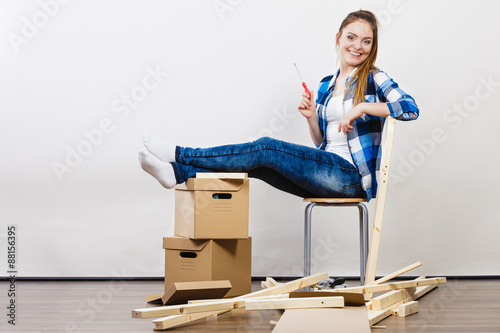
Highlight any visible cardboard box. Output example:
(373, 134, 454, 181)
(163, 237, 251, 297)
(174, 173, 249, 239)
(147, 280, 232, 305)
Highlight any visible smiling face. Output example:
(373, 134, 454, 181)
(336, 20, 374, 73)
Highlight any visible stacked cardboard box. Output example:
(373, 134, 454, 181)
(163, 173, 251, 297)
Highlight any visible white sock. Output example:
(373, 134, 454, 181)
(142, 130, 176, 162)
(138, 151, 177, 189)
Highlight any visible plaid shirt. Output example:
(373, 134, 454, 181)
(316, 68, 419, 201)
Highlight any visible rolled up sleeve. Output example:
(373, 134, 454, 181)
(374, 71, 419, 121)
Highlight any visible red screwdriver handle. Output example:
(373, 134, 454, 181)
(302, 82, 310, 96)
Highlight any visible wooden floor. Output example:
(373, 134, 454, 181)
(1, 278, 499, 332)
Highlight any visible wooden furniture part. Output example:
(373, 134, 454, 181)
(261, 277, 282, 289)
(272, 307, 371, 333)
(368, 275, 425, 311)
(371, 289, 408, 310)
(364, 117, 397, 285)
(132, 270, 444, 330)
(394, 301, 419, 317)
(319, 277, 446, 294)
(139, 296, 343, 321)
(303, 116, 397, 287)
(367, 274, 439, 326)
(143, 272, 328, 330)
(289, 291, 365, 306)
(188, 293, 289, 304)
(245, 296, 344, 311)
(368, 261, 423, 286)
(368, 285, 435, 326)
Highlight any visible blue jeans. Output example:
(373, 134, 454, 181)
(171, 137, 365, 198)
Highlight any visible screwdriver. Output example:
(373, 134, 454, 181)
(293, 63, 310, 96)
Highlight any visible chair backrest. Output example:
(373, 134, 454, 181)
(364, 116, 396, 285)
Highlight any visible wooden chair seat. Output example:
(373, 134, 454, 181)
(303, 198, 366, 204)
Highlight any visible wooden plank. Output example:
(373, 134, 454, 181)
(266, 277, 281, 287)
(289, 291, 365, 306)
(188, 294, 289, 304)
(143, 273, 328, 319)
(412, 284, 437, 300)
(366, 276, 426, 310)
(152, 310, 229, 331)
(273, 307, 370, 333)
(405, 284, 418, 297)
(368, 306, 398, 326)
(394, 301, 419, 317)
(322, 277, 446, 294)
(369, 261, 423, 285)
(368, 294, 415, 326)
(368, 284, 438, 326)
(233, 272, 329, 299)
(133, 299, 244, 319)
(371, 289, 408, 310)
(148, 273, 328, 329)
(245, 297, 344, 311)
(365, 117, 396, 287)
(261, 277, 281, 289)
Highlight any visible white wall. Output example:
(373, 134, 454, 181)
(1, 0, 499, 278)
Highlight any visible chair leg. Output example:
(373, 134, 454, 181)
(363, 205, 369, 283)
(357, 203, 369, 286)
(304, 203, 316, 277)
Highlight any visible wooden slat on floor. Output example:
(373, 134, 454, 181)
(0, 279, 499, 332)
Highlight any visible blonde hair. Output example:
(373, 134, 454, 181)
(337, 10, 379, 106)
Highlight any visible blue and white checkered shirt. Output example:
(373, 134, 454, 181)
(316, 68, 419, 201)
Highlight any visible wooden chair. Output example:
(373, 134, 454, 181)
(303, 117, 396, 286)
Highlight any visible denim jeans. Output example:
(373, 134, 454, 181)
(171, 137, 365, 198)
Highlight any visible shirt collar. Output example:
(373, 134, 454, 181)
(327, 66, 359, 91)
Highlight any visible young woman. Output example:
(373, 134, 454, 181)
(139, 10, 418, 201)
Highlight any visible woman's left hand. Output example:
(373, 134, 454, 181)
(338, 104, 364, 135)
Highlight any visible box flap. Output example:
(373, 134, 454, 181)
(175, 177, 248, 192)
(161, 280, 232, 305)
(146, 294, 164, 304)
(162, 237, 210, 251)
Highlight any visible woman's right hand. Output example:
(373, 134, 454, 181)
(298, 90, 322, 146)
(298, 91, 316, 119)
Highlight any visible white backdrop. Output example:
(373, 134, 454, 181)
(1, 0, 499, 279)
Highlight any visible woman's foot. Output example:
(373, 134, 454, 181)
(138, 151, 177, 189)
(142, 130, 176, 162)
